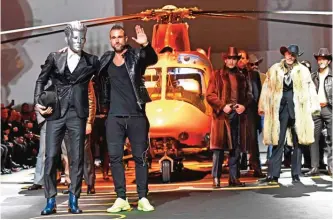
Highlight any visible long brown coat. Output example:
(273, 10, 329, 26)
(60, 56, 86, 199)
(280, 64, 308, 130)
(207, 68, 252, 152)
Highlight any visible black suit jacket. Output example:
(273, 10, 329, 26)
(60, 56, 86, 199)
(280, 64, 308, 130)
(34, 51, 99, 121)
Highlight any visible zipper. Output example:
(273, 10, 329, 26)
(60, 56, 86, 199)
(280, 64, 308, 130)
(98, 53, 112, 76)
(323, 75, 331, 102)
(124, 56, 142, 110)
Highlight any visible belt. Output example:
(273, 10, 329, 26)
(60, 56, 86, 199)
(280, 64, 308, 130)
(115, 115, 131, 118)
(320, 103, 328, 108)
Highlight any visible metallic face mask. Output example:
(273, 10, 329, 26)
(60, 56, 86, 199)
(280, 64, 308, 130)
(66, 30, 86, 53)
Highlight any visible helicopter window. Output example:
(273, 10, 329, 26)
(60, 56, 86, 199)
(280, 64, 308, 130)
(166, 68, 206, 113)
(144, 68, 162, 101)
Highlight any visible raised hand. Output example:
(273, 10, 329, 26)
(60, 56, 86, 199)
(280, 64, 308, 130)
(132, 25, 148, 46)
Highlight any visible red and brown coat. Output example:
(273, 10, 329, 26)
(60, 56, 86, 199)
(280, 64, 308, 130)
(207, 68, 253, 152)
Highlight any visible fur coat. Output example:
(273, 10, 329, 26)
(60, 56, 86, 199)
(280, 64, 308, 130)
(258, 59, 321, 146)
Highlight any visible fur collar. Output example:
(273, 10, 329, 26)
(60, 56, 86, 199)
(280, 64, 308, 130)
(278, 59, 300, 72)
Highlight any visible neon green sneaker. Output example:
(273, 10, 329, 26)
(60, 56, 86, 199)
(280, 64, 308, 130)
(106, 198, 131, 213)
(137, 197, 155, 212)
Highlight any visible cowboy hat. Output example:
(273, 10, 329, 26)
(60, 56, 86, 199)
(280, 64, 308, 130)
(280, 44, 304, 57)
(313, 48, 332, 60)
(222, 47, 242, 60)
(248, 54, 263, 65)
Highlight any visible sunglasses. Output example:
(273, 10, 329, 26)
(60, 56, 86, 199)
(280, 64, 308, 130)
(250, 62, 259, 66)
(227, 56, 239, 60)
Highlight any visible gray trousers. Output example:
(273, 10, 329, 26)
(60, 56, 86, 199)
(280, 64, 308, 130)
(33, 122, 46, 185)
(33, 122, 67, 185)
(44, 108, 86, 198)
(311, 106, 332, 169)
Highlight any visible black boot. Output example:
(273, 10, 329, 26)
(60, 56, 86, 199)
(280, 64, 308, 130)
(253, 171, 266, 178)
(28, 184, 42, 190)
(62, 185, 70, 194)
(228, 176, 245, 187)
(87, 185, 96, 194)
(292, 175, 301, 183)
(212, 177, 220, 188)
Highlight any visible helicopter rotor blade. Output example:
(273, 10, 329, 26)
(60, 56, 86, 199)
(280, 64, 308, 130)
(1, 14, 145, 44)
(192, 10, 333, 16)
(1, 14, 144, 35)
(195, 12, 332, 28)
(1, 16, 143, 44)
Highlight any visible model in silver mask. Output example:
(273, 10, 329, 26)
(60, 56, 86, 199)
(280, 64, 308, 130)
(34, 21, 99, 216)
(64, 22, 87, 53)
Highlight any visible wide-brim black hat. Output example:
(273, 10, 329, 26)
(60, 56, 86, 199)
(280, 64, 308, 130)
(280, 44, 304, 57)
(37, 85, 57, 117)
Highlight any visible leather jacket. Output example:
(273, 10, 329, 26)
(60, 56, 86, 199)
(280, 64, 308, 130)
(311, 67, 332, 107)
(98, 43, 158, 112)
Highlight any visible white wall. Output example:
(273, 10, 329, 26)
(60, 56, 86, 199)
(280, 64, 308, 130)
(1, 0, 122, 106)
(261, 0, 332, 70)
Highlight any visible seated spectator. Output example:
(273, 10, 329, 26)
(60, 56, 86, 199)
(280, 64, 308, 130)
(21, 103, 31, 121)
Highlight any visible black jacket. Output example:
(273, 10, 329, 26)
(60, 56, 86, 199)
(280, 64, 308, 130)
(98, 43, 158, 112)
(34, 51, 99, 120)
(247, 69, 262, 131)
(311, 67, 332, 107)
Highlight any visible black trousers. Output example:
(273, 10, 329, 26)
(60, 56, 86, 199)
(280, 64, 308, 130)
(311, 106, 332, 169)
(106, 115, 150, 198)
(212, 111, 241, 179)
(302, 145, 311, 166)
(1, 145, 8, 169)
(268, 105, 302, 178)
(247, 116, 262, 173)
(93, 118, 109, 174)
(44, 108, 86, 198)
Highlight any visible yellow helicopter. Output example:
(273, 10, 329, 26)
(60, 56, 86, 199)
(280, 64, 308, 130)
(2, 5, 331, 182)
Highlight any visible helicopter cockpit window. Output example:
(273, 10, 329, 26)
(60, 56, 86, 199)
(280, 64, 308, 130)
(166, 67, 206, 113)
(144, 68, 162, 101)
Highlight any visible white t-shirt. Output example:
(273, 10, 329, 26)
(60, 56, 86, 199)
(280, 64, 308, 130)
(318, 68, 329, 103)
